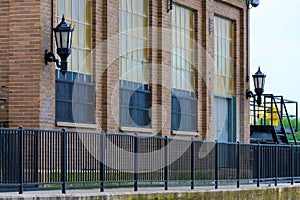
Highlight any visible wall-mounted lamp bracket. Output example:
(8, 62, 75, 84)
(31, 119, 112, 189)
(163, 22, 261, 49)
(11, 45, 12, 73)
(45, 49, 66, 75)
(246, 89, 254, 99)
(247, 0, 259, 8)
(167, 0, 173, 13)
(45, 49, 58, 65)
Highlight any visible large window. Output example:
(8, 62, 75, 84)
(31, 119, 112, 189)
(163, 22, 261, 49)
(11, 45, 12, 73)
(214, 16, 233, 96)
(57, 0, 92, 75)
(55, 0, 94, 124)
(119, 0, 151, 128)
(214, 16, 236, 142)
(171, 4, 197, 132)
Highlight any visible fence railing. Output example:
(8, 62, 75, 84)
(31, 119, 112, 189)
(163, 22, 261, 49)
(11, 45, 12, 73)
(1, 127, 300, 194)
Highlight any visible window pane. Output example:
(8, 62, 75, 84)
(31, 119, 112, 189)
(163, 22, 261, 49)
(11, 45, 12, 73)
(79, 24, 85, 48)
(86, 25, 91, 49)
(72, 0, 79, 21)
(65, 0, 72, 19)
(86, 51, 91, 74)
(79, 0, 85, 22)
(143, 0, 148, 15)
(120, 0, 149, 83)
(57, 0, 65, 17)
(79, 50, 85, 73)
(72, 49, 78, 72)
(86, 0, 91, 23)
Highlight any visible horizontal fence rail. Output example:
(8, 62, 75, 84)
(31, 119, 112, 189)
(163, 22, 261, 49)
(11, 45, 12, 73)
(0, 127, 300, 194)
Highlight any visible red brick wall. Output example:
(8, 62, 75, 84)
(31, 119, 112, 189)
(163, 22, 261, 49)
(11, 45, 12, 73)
(0, 0, 250, 142)
(1, 1, 42, 128)
(0, 1, 9, 124)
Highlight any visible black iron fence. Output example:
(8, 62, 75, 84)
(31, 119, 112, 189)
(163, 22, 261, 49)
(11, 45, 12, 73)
(1, 127, 300, 194)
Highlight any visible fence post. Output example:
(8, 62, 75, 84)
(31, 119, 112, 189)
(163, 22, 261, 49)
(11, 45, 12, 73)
(18, 126, 24, 194)
(100, 133, 105, 192)
(257, 144, 260, 187)
(291, 144, 294, 185)
(134, 134, 138, 191)
(237, 141, 240, 188)
(215, 140, 218, 189)
(275, 144, 278, 186)
(191, 139, 195, 190)
(61, 129, 67, 194)
(164, 136, 168, 190)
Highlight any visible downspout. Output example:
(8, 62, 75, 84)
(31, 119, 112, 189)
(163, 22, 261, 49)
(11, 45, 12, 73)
(246, 0, 250, 82)
(51, 0, 54, 52)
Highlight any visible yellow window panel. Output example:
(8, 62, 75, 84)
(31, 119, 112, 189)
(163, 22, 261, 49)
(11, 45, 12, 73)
(85, 26, 91, 49)
(85, 51, 91, 74)
(143, 0, 148, 16)
(86, 0, 91, 24)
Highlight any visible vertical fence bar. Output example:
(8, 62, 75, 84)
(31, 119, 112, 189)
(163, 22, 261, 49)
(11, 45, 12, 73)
(100, 133, 105, 192)
(291, 144, 294, 185)
(215, 140, 218, 189)
(61, 129, 67, 194)
(264, 96, 266, 125)
(271, 96, 273, 126)
(134, 134, 138, 191)
(296, 102, 298, 132)
(164, 136, 168, 190)
(280, 97, 283, 124)
(191, 139, 195, 189)
(257, 144, 260, 187)
(237, 141, 240, 188)
(19, 127, 24, 194)
(275, 145, 278, 186)
(34, 131, 39, 184)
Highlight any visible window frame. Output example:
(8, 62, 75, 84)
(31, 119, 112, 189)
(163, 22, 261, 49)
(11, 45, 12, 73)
(213, 15, 234, 97)
(119, 0, 151, 129)
(171, 3, 197, 132)
(55, 0, 95, 125)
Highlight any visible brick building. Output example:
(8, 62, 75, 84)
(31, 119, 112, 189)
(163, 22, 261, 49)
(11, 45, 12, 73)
(0, 0, 251, 142)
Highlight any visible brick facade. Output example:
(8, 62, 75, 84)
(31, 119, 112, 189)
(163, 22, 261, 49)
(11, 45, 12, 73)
(0, 0, 250, 143)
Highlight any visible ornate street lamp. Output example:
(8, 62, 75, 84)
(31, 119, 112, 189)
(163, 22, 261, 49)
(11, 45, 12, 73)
(45, 15, 74, 75)
(252, 67, 266, 105)
(246, 67, 266, 106)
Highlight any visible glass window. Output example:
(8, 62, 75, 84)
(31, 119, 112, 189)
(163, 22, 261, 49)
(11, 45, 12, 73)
(119, 0, 149, 84)
(55, 0, 94, 124)
(214, 16, 233, 96)
(171, 4, 197, 132)
(56, 0, 92, 75)
(171, 4, 195, 91)
(119, 0, 151, 128)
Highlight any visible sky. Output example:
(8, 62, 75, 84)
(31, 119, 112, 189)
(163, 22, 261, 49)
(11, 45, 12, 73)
(250, 0, 300, 106)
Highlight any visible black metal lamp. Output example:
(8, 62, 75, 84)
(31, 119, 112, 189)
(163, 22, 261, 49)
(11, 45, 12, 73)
(246, 67, 266, 106)
(45, 15, 74, 75)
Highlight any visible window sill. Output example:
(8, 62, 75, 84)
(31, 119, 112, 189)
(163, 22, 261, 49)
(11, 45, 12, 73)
(56, 121, 98, 129)
(120, 126, 154, 134)
(171, 130, 199, 136)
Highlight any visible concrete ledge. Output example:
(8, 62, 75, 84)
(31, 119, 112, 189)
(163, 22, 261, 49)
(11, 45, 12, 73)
(120, 126, 154, 134)
(56, 121, 98, 129)
(172, 130, 199, 136)
(1, 184, 300, 200)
